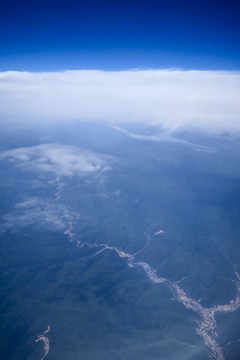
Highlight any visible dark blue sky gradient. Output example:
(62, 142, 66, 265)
(0, 0, 240, 70)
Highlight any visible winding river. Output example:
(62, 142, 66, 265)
(35, 325, 50, 360)
(67, 228, 240, 360)
(54, 179, 240, 360)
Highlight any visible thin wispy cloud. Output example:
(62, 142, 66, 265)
(1, 197, 72, 232)
(0, 143, 112, 177)
(0, 70, 240, 134)
(110, 125, 213, 152)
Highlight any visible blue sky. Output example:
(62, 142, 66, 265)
(1, 0, 240, 71)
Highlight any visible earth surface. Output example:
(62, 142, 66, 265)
(1, 121, 240, 360)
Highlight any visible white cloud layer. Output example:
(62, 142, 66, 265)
(0, 143, 111, 176)
(0, 69, 240, 134)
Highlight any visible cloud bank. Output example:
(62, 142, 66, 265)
(0, 69, 240, 134)
(0, 143, 111, 176)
